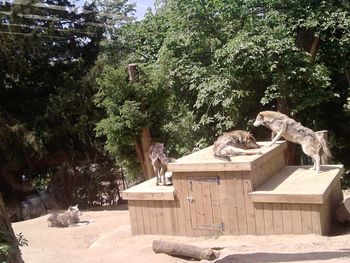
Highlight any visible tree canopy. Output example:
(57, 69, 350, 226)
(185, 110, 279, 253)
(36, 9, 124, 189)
(95, 0, 350, 178)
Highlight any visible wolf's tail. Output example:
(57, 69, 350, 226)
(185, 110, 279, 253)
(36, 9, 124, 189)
(315, 131, 332, 164)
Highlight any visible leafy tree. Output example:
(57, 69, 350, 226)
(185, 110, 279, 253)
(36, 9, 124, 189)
(0, 0, 133, 209)
(95, 0, 350, 180)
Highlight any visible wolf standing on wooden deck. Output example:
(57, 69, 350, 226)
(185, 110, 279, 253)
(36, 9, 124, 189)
(253, 111, 332, 172)
(213, 130, 262, 161)
(149, 142, 175, 186)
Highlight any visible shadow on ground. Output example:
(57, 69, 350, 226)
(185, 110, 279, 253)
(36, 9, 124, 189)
(330, 221, 350, 236)
(215, 250, 350, 263)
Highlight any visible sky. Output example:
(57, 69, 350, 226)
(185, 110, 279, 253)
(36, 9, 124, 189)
(133, 0, 155, 19)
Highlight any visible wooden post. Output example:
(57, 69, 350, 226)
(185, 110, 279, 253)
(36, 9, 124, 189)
(128, 64, 155, 180)
(152, 240, 219, 260)
(0, 193, 24, 263)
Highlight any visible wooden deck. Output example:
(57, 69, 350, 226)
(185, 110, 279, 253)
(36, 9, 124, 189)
(167, 141, 287, 172)
(250, 165, 344, 204)
(123, 141, 343, 236)
(122, 177, 175, 201)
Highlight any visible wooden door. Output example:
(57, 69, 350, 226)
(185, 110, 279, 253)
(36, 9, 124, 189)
(187, 175, 223, 231)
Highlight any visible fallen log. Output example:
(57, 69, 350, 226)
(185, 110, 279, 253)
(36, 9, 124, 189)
(152, 239, 219, 260)
(336, 196, 350, 223)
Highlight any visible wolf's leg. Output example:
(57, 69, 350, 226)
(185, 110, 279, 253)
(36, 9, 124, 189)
(225, 146, 262, 156)
(268, 121, 287, 146)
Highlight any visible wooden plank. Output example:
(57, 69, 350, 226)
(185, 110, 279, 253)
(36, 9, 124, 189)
(148, 201, 158, 234)
(291, 204, 302, 234)
(191, 178, 207, 236)
(218, 173, 230, 234)
(209, 173, 222, 234)
(141, 201, 152, 234)
(172, 173, 187, 236)
(122, 192, 175, 201)
(254, 203, 265, 235)
(320, 196, 332, 235)
(169, 201, 179, 235)
(134, 200, 145, 235)
(281, 203, 293, 234)
(155, 201, 165, 235)
(226, 172, 239, 235)
(162, 201, 173, 235)
(181, 174, 194, 236)
(250, 165, 343, 204)
(272, 203, 284, 234)
(311, 204, 321, 235)
(122, 177, 175, 201)
(301, 204, 313, 234)
(202, 180, 214, 228)
(128, 201, 139, 235)
(243, 172, 256, 234)
(235, 173, 248, 235)
(263, 203, 274, 234)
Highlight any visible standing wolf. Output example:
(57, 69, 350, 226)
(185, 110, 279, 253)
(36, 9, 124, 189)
(47, 205, 82, 227)
(149, 142, 175, 186)
(213, 130, 262, 161)
(253, 111, 332, 172)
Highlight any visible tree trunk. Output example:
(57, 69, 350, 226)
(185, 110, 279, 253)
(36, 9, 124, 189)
(0, 193, 24, 263)
(140, 128, 154, 180)
(128, 63, 155, 180)
(152, 240, 219, 261)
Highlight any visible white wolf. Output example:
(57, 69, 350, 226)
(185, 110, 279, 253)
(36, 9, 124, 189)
(253, 111, 332, 172)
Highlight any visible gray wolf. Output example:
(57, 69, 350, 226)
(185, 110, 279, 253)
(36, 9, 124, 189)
(48, 205, 82, 227)
(213, 130, 261, 161)
(149, 142, 175, 185)
(253, 111, 332, 171)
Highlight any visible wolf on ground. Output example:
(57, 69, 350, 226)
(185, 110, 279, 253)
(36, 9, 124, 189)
(47, 205, 82, 227)
(253, 110, 332, 172)
(213, 130, 262, 161)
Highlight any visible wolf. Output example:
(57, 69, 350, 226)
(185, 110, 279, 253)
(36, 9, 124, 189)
(253, 111, 332, 172)
(47, 205, 82, 227)
(213, 130, 262, 161)
(149, 142, 175, 186)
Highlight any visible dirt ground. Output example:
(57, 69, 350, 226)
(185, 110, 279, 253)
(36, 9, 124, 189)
(12, 204, 350, 263)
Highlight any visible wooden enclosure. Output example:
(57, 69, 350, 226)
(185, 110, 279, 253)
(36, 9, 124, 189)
(122, 141, 343, 236)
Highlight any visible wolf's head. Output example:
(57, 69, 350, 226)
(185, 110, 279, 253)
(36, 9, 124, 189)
(68, 205, 82, 216)
(253, 112, 264, 127)
(243, 133, 260, 149)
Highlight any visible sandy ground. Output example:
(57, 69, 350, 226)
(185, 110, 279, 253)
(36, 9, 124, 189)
(12, 204, 350, 263)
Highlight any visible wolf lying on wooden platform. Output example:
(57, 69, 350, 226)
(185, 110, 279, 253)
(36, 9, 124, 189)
(213, 130, 262, 161)
(253, 111, 332, 172)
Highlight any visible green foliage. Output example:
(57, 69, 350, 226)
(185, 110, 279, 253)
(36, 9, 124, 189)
(94, 0, 350, 179)
(0, 231, 27, 262)
(0, 0, 133, 207)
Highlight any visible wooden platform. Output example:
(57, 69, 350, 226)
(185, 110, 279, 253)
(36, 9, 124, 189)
(122, 177, 175, 201)
(123, 141, 343, 236)
(167, 141, 287, 172)
(251, 165, 344, 204)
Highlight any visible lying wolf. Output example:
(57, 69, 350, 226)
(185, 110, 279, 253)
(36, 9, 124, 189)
(213, 130, 262, 161)
(48, 205, 82, 227)
(253, 111, 332, 172)
(149, 142, 175, 186)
